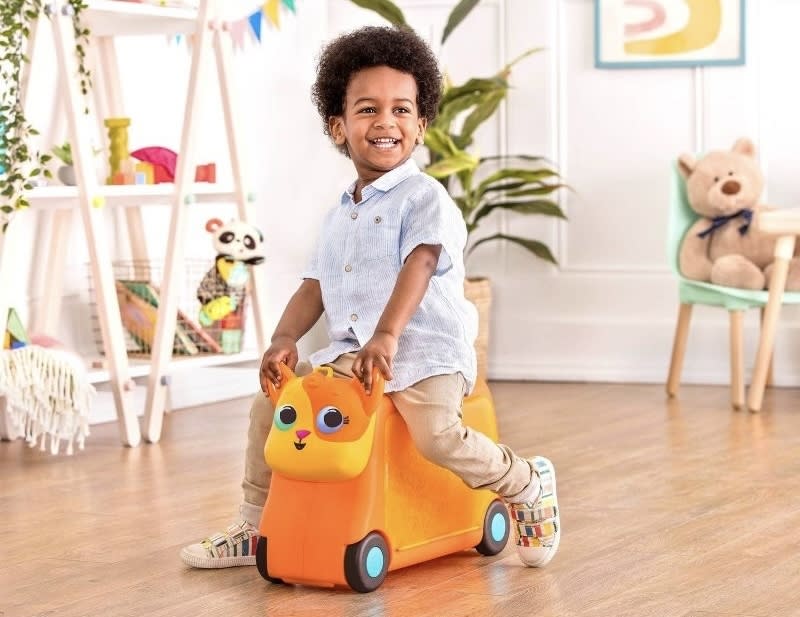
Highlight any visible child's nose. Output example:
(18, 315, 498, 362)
(374, 113, 396, 128)
(296, 429, 311, 440)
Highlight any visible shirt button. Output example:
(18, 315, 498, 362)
(344, 264, 352, 272)
(350, 313, 358, 322)
(351, 212, 358, 220)
(374, 216, 382, 224)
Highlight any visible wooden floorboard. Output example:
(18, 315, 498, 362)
(2, 381, 800, 617)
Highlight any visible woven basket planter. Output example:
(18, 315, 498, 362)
(464, 277, 491, 381)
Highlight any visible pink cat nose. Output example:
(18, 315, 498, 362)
(296, 429, 311, 440)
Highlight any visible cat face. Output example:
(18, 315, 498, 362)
(264, 365, 384, 481)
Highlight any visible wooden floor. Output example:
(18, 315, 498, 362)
(3, 381, 800, 617)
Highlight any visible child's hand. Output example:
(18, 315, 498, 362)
(352, 331, 397, 394)
(260, 336, 298, 392)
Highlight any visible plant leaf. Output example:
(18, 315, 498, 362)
(423, 127, 459, 158)
(506, 183, 570, 198)
(441, 0, 480, 44)
(479, 153, 551, 166)
(459, 89, 505, 144)
(467, 233, 558, 264)
(474, 168, 558, 202)
(470, 198, 565, 228)
(425, 151, 479, 178)
(347, 0, 407, 26)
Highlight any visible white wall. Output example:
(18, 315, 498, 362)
(10, 0, 800, 398)
(325, 0, 800, 386)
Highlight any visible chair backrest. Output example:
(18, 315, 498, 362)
(667, 160, 699, 278)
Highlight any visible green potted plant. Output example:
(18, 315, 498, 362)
(0, 0, 91, 231)
(345, 0, 567, 379)
(51, 141, 76, 186)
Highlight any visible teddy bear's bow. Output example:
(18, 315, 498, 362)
(697, 208, 753, 239)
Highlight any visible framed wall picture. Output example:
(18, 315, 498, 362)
(595, 0, 746, 69)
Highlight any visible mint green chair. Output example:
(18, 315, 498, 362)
(666, 162, 800, 408)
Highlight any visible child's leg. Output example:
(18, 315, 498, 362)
(390, 375, 560, 567)
(180, 362, 313, 569)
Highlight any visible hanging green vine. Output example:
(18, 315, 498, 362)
(0, 0, 91, 232)
(68, 0, 92, 99)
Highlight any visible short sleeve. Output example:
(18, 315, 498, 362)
(301, 206, 337, 281)
(301, 240, 320, 281)
(399, 183, 464, 276)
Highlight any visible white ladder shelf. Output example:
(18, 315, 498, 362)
(1, 0, 269, 446)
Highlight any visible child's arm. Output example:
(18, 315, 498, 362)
(352, 243, 441, 393)
(260, 278, 324, 391)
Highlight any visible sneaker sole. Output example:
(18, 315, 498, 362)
(180, 547, 256, 569)
(536, 456, 561, 568)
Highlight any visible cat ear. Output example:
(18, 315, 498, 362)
(265, 363, 297, 406)
(352, 368, 384, 415)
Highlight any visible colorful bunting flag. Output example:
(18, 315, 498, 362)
(248, 10, 262, 42)
(229, 18, 248, 51)
(263, 0, 280, 28)
(165, 2, 299, 52)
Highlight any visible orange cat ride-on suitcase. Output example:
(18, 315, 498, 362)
(257, 363, 510, 592)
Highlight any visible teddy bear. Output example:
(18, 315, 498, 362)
(678, 137, 800, 291)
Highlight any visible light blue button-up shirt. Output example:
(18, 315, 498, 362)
(303, 158, 478, 393)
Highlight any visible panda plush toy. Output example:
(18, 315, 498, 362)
(197, 218, 264, 327)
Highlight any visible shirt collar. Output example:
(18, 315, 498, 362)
(340, 158, 420, 206)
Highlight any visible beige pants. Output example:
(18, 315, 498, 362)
(240, 353, 533, 526)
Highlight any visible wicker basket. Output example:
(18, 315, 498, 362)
(464, 277, 491, 382)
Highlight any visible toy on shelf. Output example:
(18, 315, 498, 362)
(130, 145, 216, 184)
(196, 217, 264, 352)
(104, 117, 131, 184)
(3, 308, 29, 350)
(131, 146, 176, 183)
(257, 365, 510, 593)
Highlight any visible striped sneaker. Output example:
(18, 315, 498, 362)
(507, 456, 560, 567)
(180, 520, 259, 568)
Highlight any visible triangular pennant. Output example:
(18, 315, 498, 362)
(263, 0, 280, 28)
(281, 0, 296, 13)
(248, 9, 262, 42)
(230, 18, 248, 51)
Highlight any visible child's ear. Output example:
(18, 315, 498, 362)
(416, 117, 428, 144)
(329, 116, 346, 145)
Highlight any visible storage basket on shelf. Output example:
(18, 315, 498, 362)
(88, 260, 250, 358)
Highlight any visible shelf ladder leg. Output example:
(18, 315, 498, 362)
(212, 27, 270, 353)
(51, 4, 141, 446)
(142, 0, 215, 443)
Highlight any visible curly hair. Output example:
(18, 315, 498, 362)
(311, 26, 442, 156)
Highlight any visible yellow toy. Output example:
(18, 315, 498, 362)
(104, 117, 130, 184)
(258, 364, 509, 593)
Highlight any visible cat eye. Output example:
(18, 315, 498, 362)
(316, 406, 345, 434)
(274, 405, 297, 431)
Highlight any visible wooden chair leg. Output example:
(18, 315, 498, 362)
(759, 307, 775, 387)
(729, 310, 744, 410)
(749, 235, 794, 412)
(667, 303, 692, 398)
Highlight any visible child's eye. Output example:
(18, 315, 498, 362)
(394, 107, 410, 114)
(358, 107, 376, 114)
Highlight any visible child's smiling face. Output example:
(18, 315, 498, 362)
(330, 65, 427, 188)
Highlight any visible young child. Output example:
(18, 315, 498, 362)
(181, 25, 559, 570)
